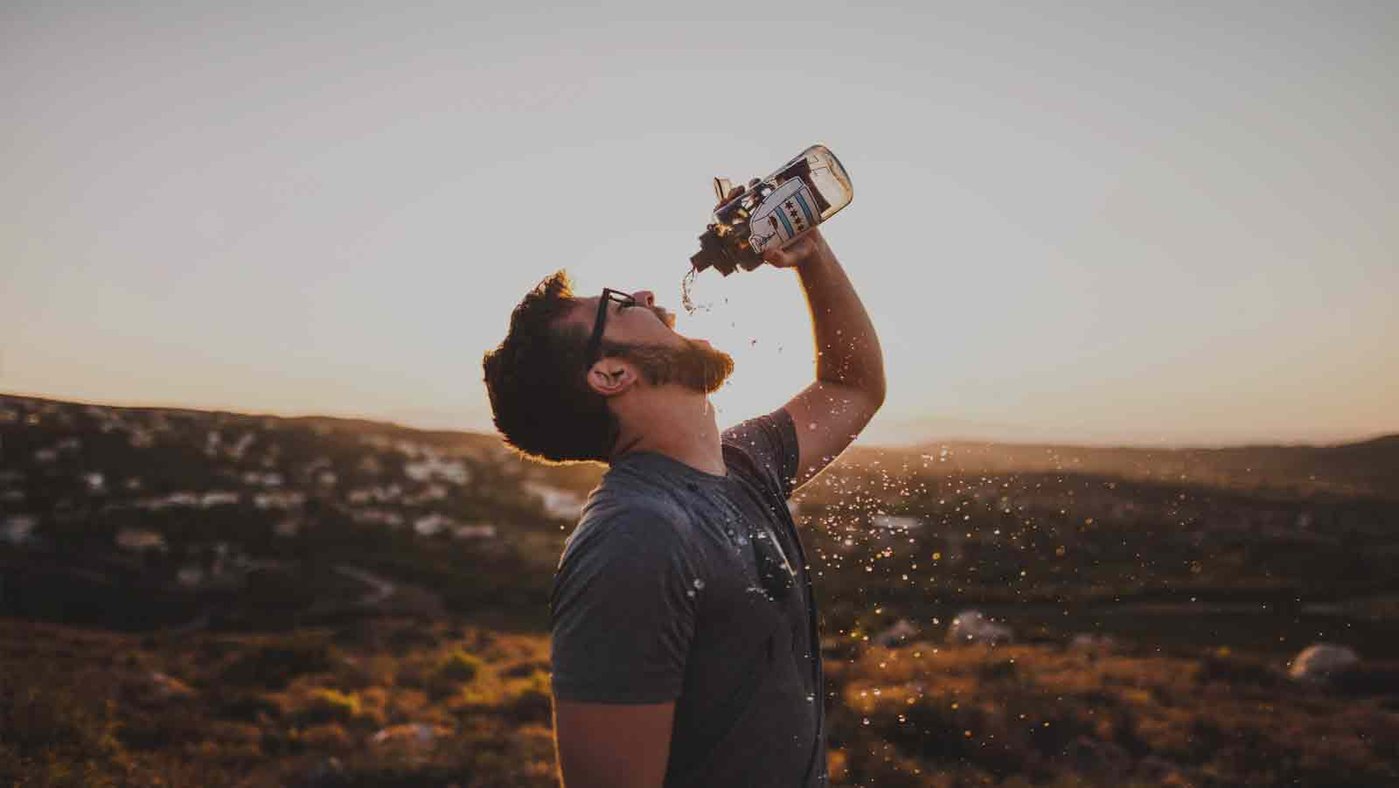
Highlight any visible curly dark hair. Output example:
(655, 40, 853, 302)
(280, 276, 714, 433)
(481, 271, 617, 464)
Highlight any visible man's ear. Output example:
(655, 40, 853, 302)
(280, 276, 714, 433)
(586, 359, 639, 398)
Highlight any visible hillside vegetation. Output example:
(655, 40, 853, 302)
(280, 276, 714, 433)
(2, 393, 1396, 785)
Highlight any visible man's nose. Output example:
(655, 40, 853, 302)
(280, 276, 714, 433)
(632, 290, 655, 307)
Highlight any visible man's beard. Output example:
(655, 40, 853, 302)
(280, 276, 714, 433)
(611, 338, 734, 394)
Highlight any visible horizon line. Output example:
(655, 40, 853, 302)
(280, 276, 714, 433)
(2, 388, 1393, 453)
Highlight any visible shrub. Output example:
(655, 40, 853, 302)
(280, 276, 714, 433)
(0, 679, 127, 787)
(301, 689, 360, 725)
(438, 649, 485, 683)
(220, 634, 337, 689)
(299, 723, 354, 752)
(504, 670, 553, 724)
(212, 689, 282, 723)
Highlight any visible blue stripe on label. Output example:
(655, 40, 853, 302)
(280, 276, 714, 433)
(793, 190, 818, 225)
(775, 208, 796, 237)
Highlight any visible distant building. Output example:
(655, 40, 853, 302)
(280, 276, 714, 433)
(413, 513, 457, 537)
(871, 514, 922, 531)
(351, 509, 405, 528)
(347, 485, 402, 505)
(200, 491, 239, 507)
(405, 456, 470, 484)
(228, 432, 256, 459)
(406, 484, 449, 504)
(453, 523, 498, 540)
(253, 491, 306, 510)
(1, 515, 37, 545)
(273, 518, 302, 538)
(524, 482, 584, 520)
(176, 565, 205, 588)
(241, 471, 283, 487)
(115, 528, 167, 553)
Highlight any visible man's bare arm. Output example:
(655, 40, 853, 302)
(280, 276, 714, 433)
(764, 228, 886, 489)
(553, 699, 675, 787)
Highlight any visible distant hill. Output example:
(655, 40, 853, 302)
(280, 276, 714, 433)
(0, 392, 600, 631)
(2, 392, 1396, 658)
(4, 392, 1392, 501)
(841, 433, 1399, 501)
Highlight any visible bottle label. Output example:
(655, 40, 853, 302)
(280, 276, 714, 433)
(747, 178, 822, 253)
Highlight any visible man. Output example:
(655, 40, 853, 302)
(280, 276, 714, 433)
(481, 226, 884, 787)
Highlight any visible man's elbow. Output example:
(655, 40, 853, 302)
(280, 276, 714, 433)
(871, 376, 887, 410)
(863, 373, 887, 413)
(847, 380, 885, 421)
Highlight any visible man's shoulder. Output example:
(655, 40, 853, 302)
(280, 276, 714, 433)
(721, 408, 800, 499)
(584, 467, 690, 521)
(563, 475, 693, 564)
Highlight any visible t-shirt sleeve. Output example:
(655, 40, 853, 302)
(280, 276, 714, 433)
(721, 407, 801, 499)
(549, 504, 701, 703)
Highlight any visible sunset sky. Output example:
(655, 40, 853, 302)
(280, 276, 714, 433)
(3, 2, 1395, 447)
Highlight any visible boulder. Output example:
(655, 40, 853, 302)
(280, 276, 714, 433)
(1288, 643, 1359, 682)
(371, 722, 446, 751)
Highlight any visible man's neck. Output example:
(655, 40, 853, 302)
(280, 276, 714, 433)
(611, 390, 725, 476)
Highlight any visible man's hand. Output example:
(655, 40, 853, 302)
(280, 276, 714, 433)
(714, 182, 834, 271)
(762, 228, 835, 270)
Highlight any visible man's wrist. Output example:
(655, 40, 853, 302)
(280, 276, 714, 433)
(795, 245, 838, 274)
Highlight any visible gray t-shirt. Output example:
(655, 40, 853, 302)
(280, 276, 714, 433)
(550, 409, 826, 787)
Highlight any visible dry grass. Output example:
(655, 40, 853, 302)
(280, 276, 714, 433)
(3, 618, 1396, 786)
(831, 641, 1399, 786)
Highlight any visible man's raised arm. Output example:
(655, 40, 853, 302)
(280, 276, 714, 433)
(764, 228, 886, 489)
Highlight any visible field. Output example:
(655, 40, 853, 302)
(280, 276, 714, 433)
(2, 394, 1396, 785)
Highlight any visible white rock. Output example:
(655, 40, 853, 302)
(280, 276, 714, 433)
(371, 723, 441, 749)
(872, 618, 920, 648)
(1289, 643, 1359, 681)
(946, 610, 1013, 646)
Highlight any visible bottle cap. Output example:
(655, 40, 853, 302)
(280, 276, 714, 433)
(691, 228, 739, 276)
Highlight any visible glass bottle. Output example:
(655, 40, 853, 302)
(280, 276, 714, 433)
(690, 144, 854, 276)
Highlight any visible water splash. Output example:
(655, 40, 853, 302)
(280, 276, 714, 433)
(681, 265, 723, 315)
(680, 266, 704, 314)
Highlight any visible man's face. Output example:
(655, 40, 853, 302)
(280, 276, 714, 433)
(568, 289, 734, 393)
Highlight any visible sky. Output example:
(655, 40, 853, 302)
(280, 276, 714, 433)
(2, 2, 1395, 447)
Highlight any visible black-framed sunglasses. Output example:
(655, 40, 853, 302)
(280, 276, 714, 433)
(586, 288, 638, 365)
